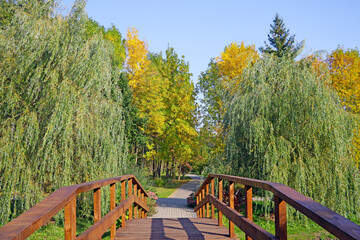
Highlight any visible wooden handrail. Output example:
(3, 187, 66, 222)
(194, 174, 360, 240)
(194, 194, 277, 240)
(0, 175, 149, 240)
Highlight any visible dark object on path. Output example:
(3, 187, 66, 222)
(187, 193, 197, 207)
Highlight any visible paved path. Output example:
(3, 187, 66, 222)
(150, 174, 203, 218)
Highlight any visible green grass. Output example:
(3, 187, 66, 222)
(28, 217, 113, 240)
(151, 175, 191, 198)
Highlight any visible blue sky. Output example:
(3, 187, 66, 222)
(61, 0, 360, 84)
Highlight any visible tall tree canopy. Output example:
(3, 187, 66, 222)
(0, 0, 130, 224)
(259, 13, 304, 58)
(196, 42, 259, 168)
(223, 55, 360, 219)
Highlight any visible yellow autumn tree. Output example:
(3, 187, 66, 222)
(328, 48, 360, 113)
(328, 48, 360, 167)
(125, 27, 166, 136)
(215, 42, 259, 95)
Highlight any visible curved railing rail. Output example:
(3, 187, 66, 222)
(194, 174, 360, 240)
(0, 175, 149, 240)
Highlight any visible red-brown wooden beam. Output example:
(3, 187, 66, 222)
(218, 178, 223, 226)
(229, 181, 234, 238)
(211, 178, 215, 219)
(245, 185, 253, 240)
(110, 183, 116, 239)
(206, 183, 210, 218)
(64, 197, 76, 240)
(93, 188, 101, 223)
(134, 184, 138, 218)
(128, 178, 133, 220)
(275, 195, 287, 240)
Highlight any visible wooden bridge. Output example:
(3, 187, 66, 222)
(0, 174, 359, 240)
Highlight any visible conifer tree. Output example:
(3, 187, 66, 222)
(260, 13, 304, 58)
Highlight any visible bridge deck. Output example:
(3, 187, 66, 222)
(115, 218, 237, 240)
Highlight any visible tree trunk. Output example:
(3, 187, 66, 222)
(178, 163, 181, 181)
(166, 161, 169, 180)
(134, 146, 138, 165)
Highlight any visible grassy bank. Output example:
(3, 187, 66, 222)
(151, 175, 192, 198)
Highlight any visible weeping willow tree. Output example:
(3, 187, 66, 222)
(223, 55, 360, 220)
(0, 0, 129, 224)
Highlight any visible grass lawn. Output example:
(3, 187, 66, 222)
(151, 175, 192, 198)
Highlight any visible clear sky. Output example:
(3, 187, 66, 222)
(61, 0, 360, 84)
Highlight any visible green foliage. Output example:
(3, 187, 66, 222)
(259, 13, 304, 58)
(223, 55, 360, 220)
(0, 0, 129, 225)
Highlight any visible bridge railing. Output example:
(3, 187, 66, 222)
(194, 174, 360, 240)
(0, 175, 149, 240)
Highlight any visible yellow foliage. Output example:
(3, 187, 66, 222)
(125, 27, 151, 93)
(215, 42, 259, 95)
(125, 28, 167, 136)
(328, 48, 360, 167)
(328, 48, 360, 113)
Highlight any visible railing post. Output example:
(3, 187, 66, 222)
(218, 178, 223, 226)
(138, 188, 141, 218)
(229, 181, 234, 238)
(199, 191, 203, 217)
(275, 195, 287, 240)
(245, 185, 253, 240)
(202, 188, 206, 218)
(94, 188, 101, 223)
(206, 183, 209, 218)
(121, 180, 126, 227)
(142, 192, 145, 218)
(196, 194, 200, 217)
(128, 178, 133, 220)
(110, 183, 116, 239)
(64, 197, 76, 240)
(145, 196, 147, 218)
(211, 178, 215, 219)
(134, 184, 138, 218)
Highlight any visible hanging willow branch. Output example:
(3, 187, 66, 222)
(0, 0, 128, 224)
(223, 56, 360, 220)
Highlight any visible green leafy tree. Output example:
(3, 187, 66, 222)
(0, 0, 129, 224)
(259, 13, 304, 58)
(150, 47, 197, 179)
(223, 55, 360, 220)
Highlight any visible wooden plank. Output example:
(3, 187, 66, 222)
(141, 193, 145, 218)
(274, 195, 287, 240)
(64, 197, 76, 240)
(245, 185, 253, 240)
(128, 178, 133, 220)
(195, 194, 277, 240)
(138, 189, 141, 218)
(134, 184, 138, 219)
(94, 188, 101, 224)
(120, 181, 126, 228)
(202, 188, 206, 218)
(206, 183, 210, 218)
(218, 178, 223, 226)
(211, 178, 215, 219)
(144, 197, 147, 218)
(229, 181, 234, 238)
(196, 195, 200, 218)
(199, 192, 203, 218)
(115, 218, 237, 240)
(110, 183, 116, 239)
(76, 196, 134, 240)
